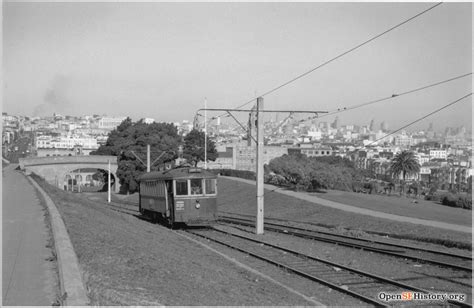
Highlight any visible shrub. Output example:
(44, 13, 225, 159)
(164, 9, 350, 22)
(424, 194, 439, 202)
(267, 154, 363, 192)
(435, 192, 472, 210)
(212, 169, 256, 181)
(441, 193, 458, 207)
(457, 195, 472, 210)
(428, 184, 438, 195)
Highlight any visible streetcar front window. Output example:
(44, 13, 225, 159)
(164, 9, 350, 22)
(205, 179, 216, 195)
(175, 180, 188, 196)
(190, 179, 203, 195)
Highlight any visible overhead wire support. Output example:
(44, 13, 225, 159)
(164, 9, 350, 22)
(226, 111, 256, 143)
(195, 108, 327, 142)
(193, 105, 329, 235)
(198, 108, 328, 114)
(367, 92, 472, 146)
(130, 150, 146, 166)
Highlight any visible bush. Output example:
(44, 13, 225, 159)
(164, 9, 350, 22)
(456, 195, 472, 210)
(265, 174, 289, 187)
(424, 194, 439, 202)
(441, 193, 458, 207)
(212, 169, 256, 181)
(433, 192, 472, 210)
(266, 154, 363, 192)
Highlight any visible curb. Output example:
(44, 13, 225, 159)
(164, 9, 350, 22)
(28, 176, 90, 306)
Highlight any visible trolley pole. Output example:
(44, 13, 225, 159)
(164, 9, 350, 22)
(147, 144, 151, 172)
(108, 159, 111, 203)
(256, 97, 264, 235)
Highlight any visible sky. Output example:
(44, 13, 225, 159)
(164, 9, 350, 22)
(3, 2, 472, 132)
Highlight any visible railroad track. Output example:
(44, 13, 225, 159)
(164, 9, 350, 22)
(82, 195, 141, 216)
(219, 214, 472, 272)
(105, 201, 141, 216)
(99, 201, 472, 272)
(186, 227, 471, 307)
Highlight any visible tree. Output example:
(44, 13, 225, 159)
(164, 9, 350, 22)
(389, 150, 420, 182)
(91, 118, 181, 193)
(183, 129, 217, 167)
(267, 154, 358, 192)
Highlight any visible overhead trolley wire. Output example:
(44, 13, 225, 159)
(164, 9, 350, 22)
(213, 1, 443, 119)
(366, 92, 472, 146)
(259, 3, 443, 99)
(298, 72, 472, 123)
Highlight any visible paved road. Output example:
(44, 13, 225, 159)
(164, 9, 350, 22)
(226, 177, 472, 234)
(2, 164, 58, 305)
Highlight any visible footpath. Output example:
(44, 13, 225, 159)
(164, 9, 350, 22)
(2, 164, 57, 305)
(225, 177, 472, 234)
(2, 164, 89, 306)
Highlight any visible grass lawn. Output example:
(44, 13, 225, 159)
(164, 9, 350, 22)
(90, 176, 471, 249)
(33, 176, 313, 306)
(312, 189, 471, 226)
(216, 177, 472, 249)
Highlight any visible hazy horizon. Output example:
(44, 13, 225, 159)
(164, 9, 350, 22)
(3, 2, 472, 132)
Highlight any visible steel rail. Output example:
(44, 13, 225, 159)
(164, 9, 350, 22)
(219, 212, 472, 260)
(187, 227, 471, 308)
(186, 228, 387, 307)
(105, 201, 140, 216)
(219, 215, 472, 271)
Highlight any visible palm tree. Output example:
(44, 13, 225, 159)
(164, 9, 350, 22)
(389, 150, 421, 182)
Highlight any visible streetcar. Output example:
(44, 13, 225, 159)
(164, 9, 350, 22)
(138, 165, 218, 226)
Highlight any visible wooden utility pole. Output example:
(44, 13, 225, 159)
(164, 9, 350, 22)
(256, 97, 264, 234)
(204, 98, 207, 169)
(194, 105, 327, 236)
(147, 144, 151, 172)
(108, 159, 111, 203)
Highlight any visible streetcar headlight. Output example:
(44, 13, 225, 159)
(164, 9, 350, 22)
(195, 201, 201, 209)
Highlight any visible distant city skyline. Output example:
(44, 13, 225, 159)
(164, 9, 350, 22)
(3, 2, 472, 131)
(4, 111, 470, 136)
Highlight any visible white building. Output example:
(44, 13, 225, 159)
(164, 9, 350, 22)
(394, 132, 415, 147)
(143, 118, 155, 124)
(308, 129, 322, 140)
(416, 153, 431, 165)
(429, 149, 447, 160)
(36, 135, 99, 150)
(98, 117, 126, 130)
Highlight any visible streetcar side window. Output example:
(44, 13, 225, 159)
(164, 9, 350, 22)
(175, 180, 188, 196)
(190, 179, 203, 195)
(205, 179, 217, 195)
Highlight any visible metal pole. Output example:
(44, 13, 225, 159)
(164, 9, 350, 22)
(204, 98, 207, 170)
(256, 97, 264, 235)
(147, 144, 151, 172)
(108, 159, 111, 203)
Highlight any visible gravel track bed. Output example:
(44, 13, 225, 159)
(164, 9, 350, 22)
(181, 229, 368, 306)
(215, 222, 472, 304)
(219, 215, 472, 270)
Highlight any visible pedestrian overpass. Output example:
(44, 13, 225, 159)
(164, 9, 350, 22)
(18, 155, 120, 193)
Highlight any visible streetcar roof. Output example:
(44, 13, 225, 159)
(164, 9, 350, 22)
(138, 167, 217, 181)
